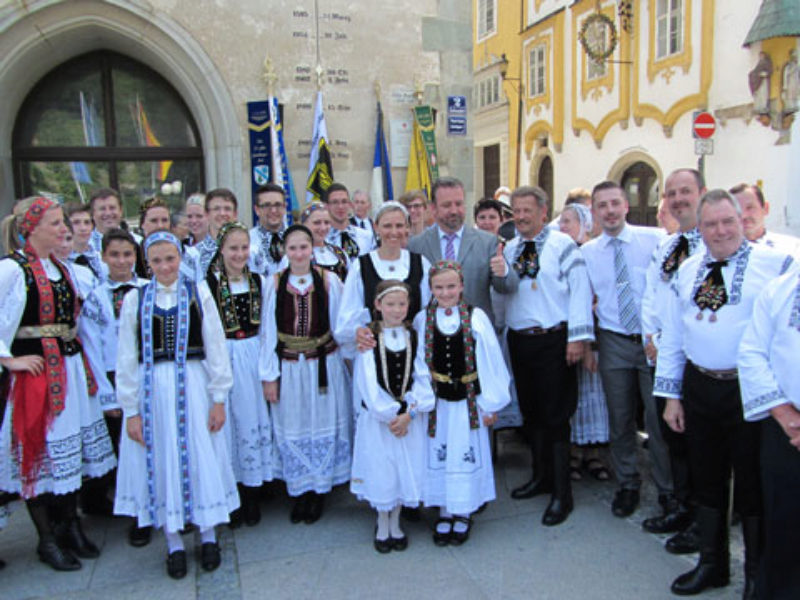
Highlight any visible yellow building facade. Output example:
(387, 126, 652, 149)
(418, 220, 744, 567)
(473, 0, 800, 233)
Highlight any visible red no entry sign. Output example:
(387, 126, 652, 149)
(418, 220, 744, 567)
(693, 111, 716, 139)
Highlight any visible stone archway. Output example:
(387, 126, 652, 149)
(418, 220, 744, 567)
(529, 150, 555, 215)
(0, 1, 242, 215)
(607, 152, 663, 227)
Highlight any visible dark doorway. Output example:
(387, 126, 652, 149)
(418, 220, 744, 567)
(482, 143, 500, 198)
(537, 155, 554, 215)
(621, 161, 659, 226)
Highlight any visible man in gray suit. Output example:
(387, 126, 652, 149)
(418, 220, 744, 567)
(408, 177, 518, 324)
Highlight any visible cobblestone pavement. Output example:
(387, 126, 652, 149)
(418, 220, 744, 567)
(0, 430, 742, 599)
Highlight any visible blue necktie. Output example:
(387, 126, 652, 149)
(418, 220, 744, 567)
(612, 238, 639, 333)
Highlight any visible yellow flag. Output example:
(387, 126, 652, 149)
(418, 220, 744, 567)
(404, 117, 432, 200)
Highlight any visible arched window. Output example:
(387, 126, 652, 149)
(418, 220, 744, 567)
(12, 51, 204, 217)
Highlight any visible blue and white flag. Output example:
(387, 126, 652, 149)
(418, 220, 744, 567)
(370, 101, 393, 203)
(268, 96, 299, 223)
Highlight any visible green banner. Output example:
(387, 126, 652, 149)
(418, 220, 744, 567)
(413, 105, 439, 181)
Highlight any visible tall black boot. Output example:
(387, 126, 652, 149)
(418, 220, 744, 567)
(229, 484, 245, 529)
(741, 516, 762, 600)
(542, 440, 573, 526)
(54, 492, 100, 559)
(511, 433, 552, 499)
(242, 485, 262, 526)
(671, 505, 730, 595)
(80, 472, 114, 517)
(26, 495, 81, 571)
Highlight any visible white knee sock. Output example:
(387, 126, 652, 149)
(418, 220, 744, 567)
(436, 508, 453, 533)
(200, 527, 216, 544)
(376, 510, 390, 540)
(165, 530, 184, 554)
(452, 513, 471, 533)
(389, 506, 404, 538)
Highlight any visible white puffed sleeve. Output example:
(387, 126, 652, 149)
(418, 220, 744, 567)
(407, 329, 435, 414)
(196, 281, 233, 404)
(79, 288, 117, 409)
(334, 258, 370, 357)
(259, 274, 281, 382)
(471, 307, 511, 414)
(353, 350, 401, 423)
(115, 288, 142, 418)
(0, 258, 27, 362)
(738, 280, 786, 421)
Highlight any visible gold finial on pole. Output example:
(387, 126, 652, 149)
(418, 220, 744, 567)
(413, 75, 424, 105)
(315, 63, 324, 90)
(374, 80, 382, 100)
(262, 56, 278, 96)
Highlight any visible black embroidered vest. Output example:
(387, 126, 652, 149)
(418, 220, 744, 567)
(373, 328, 417, 413)
(206, 273, 262, 340)
(431, 321, 481, 401)
(359, 252, 423, 321)
(137, 283, 205, 363)
(6, 254, 81, 357)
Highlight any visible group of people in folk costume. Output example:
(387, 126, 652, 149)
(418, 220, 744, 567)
(1, 172, 799, 600)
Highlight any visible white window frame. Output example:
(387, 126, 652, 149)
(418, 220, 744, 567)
(477, 0, 497, 41)
(529, 44, 547, 98)
(656, 0, 683, 59)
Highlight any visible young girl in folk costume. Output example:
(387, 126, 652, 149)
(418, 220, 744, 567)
(336, 201, 431, 358)
(114, 231, 238, 579)
(413, 260, 510, 546)
(301, 202, 350, 281)
(0, 197, 116, 571)
(205, 222, 274, 527)
(262, 224, 352, 524)
(351, 280, 434, 553)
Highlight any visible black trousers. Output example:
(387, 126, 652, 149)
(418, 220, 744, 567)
(758, 417, 800, 599)
(507, 327, 577, 442)
(682, 363, 761, 515)
(654, 390, 692, 503)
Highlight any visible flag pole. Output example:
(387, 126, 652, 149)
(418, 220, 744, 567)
(262, 56, 277, 98)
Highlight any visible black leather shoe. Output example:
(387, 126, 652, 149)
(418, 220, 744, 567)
(37, 538, 81, 571)
(432, 518, 452, 547)
(400, 506, 421, 522)
(166, 550, 187, 579)
(228, 508, 243, 529)
(304, 493, 324, 524)
(642, 496, 692, 534)
(56, 519, 100, 559)
(200, 542, 221, 572)
(510, 476, 552, 500)
(449, 516, 472, 546)
(671, 561, 729, 595)
(128, 524, 152, 547)
(611, 488, 640, 518)
(542, 496, 573, 526)
(390, 535, 408, 551)
(666, 522, 700, 555)
(244, 496, 261, 527)
(373, 530, 392, 554)
(290, 495, 309, 524)
(80, 496, 114, 517)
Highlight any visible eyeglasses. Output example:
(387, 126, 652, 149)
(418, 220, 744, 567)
(407, 203, 426, 210)
(257, 203, 285, 210)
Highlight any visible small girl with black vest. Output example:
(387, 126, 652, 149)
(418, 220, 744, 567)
(350, 280, 434, 553)
(413, 260, 510, 546)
